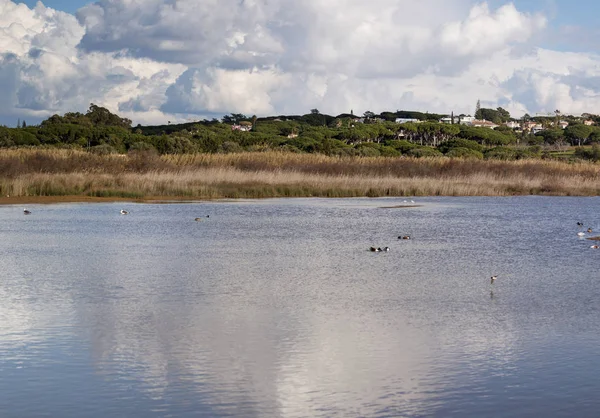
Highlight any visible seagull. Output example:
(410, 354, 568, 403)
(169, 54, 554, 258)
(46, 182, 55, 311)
(578, 232, 586, 237)
(490, 275, 497, 284)
(23, 208, 31, 215)
(120, 209, 129, 215)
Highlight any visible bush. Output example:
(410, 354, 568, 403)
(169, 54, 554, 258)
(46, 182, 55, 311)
(128, 141, 156, 152)
(407, 147, 443, 158)
(438, 138, 484, 154)
(574, 145, 600, 162)
(484, 147, 517, 160)
(90, 144, 117, 155)
(446, 147, 484, 159)
(385, 139, 418, 153)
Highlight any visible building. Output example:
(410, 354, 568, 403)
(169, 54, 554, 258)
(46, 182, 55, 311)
(584, 120, 595, 126)
(471, 120, 499, 129)
(231, 124, 252, 132)
(395, 118, 420, 124)
(505, 121, 520, 129)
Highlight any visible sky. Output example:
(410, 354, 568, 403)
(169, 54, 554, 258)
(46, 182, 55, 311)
(2, 0, 600, 126)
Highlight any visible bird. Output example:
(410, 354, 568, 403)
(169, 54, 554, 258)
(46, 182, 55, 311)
(410, 200, 415, 203)
(120, 209, 129, 215)
(382, 247, 390, 252)
(370, 247, 380, 252)
(399, 235, 411, 240)
(578, 232, 586, 237)
(588, 228, 593, 233)
(490, 275, 497, 284)
(577, 222, 584, 227)
(23, 208, 31, 215)
(591, 245, 599, 249)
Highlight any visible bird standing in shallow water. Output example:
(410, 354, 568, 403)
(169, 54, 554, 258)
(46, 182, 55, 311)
(490, 276, 497, 284)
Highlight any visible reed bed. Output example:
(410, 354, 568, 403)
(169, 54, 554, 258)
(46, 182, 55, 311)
(1, 149, 600, 201)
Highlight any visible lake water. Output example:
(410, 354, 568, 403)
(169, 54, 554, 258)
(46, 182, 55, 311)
(1, 197, 600, 417)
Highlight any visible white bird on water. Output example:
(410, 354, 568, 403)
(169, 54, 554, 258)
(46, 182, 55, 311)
(577, 232, 586, 237)
(120, 209, 129, 215)
(490, 275, 497, 284)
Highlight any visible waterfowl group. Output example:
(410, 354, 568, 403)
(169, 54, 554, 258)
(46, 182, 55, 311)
(576, 222, 599, 248)
(370, 247, 390, 252)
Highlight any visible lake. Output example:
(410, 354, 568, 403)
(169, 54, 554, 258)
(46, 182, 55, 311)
(1, 197, 599, 417)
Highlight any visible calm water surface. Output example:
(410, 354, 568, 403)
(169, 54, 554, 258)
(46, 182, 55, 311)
(1, 197, 599, 417)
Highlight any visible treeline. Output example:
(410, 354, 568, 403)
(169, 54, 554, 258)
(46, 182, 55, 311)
(1, 105, 600, 162)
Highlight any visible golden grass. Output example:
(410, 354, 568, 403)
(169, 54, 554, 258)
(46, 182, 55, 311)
(1, 149, 600, 201)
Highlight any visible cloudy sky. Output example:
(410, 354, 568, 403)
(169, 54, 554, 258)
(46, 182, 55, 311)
(1, 0, 599, 126)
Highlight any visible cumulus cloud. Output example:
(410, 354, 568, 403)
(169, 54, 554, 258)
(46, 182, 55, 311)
(1, 0, 600, 125)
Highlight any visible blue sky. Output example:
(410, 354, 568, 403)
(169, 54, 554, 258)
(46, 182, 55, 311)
(15, 0, 600, 53)
(4, 0, 600, 125)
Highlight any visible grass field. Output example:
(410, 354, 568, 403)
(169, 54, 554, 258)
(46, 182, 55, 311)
(1, 149, 599, 203)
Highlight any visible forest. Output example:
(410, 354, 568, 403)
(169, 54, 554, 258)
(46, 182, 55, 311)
(1, 104, 600, 162)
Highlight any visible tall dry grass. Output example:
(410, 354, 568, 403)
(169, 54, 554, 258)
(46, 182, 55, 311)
(1, 149, 600, 199)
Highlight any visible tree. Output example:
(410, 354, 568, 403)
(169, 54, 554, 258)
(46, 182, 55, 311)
(565, 124, 593, 146)
(363, 110, 375, 119)
(475, 100, 481, 120)
(310, 109, 320, 114)
(496, 107, 511, 122)
(222, 113, 247, 124)
(22, 120, 26, 128)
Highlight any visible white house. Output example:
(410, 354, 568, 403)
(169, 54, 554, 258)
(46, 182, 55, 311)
(471, 120, 498, 129)
(395, 118, 420, 124)
(505, 121, 520, 129)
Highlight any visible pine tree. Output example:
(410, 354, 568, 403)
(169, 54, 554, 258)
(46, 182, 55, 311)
(22, 120, 26, 128)
(475, 100, 481, 120)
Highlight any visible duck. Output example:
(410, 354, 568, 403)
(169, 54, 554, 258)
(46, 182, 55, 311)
(120, 209, 129, 215)
(398, 235, 411, 240)
(588, 228, 593, 233)
(578, 232, 586, 237)
(591, 245, 599, 249)
(382, 247, 390, 252)
(23, 208, 31, 215)
(577, 222, 584, 227)
(370, 247, 380, 252)
(490, 275, 497, 284)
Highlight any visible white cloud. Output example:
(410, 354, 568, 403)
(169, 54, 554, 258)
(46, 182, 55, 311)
(1, 0, 600, 125)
